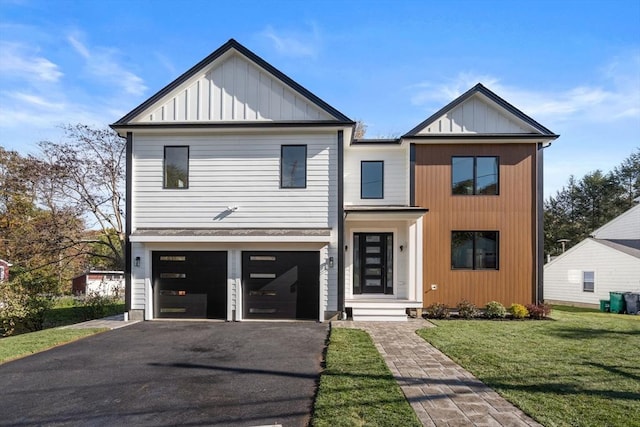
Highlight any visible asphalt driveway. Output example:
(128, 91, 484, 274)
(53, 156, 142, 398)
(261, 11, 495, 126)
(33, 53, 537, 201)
(0, 321, 329, 427)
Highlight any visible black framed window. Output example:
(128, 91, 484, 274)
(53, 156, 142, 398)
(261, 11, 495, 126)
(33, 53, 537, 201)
(452, 156, 499, 195)
(451, 231, 499, 270)
(164, 146, 189, 189)
(281, 145, 307, 188)
(583, 271, 595, 292)
(361, 161, 384, 199)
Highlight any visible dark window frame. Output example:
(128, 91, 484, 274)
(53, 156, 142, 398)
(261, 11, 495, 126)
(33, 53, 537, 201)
(451, 230, 499, 270)
(280, 145, 307, 189)
(163, 146, 189, 189)
(452, 156, 500, 195)
(361, 160, 384, 199)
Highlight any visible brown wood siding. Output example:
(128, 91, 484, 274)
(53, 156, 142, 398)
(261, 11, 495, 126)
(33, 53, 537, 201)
(415, 144, 537, 308)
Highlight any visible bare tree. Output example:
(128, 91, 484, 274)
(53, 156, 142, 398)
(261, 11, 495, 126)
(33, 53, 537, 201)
(38, 124, 126, 269)
(354, 120, 368, 139)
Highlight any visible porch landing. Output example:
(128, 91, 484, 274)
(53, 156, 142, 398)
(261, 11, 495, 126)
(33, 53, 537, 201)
(346, 299, 422, 321)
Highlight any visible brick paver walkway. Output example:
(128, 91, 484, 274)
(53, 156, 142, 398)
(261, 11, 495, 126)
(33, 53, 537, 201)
(333, 319, 541, 427)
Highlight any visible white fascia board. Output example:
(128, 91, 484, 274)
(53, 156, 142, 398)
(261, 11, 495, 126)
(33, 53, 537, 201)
(130, 234, 332, 243)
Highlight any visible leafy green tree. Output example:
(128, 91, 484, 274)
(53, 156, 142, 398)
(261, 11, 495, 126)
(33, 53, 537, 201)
(545, 148, 640, 257)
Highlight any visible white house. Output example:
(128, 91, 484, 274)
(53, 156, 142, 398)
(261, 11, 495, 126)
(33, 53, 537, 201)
(0, 259, 11, 282)
(72, 270, 125, 297)
(112, 39, 556, 322)
(544, 203, 640, 308)
(112, 39, 354, 321)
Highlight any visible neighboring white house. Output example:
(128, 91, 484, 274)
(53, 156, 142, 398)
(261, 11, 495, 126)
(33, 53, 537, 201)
(0, 259, 12, 282)
(544, 203, 640, 308)
(72, 270, 125, 298)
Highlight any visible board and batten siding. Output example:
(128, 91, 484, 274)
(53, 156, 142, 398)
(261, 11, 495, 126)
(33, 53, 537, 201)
(415, 143, 538, 307)
(132, 132, 337, 229)
(344, 146, 408, 206)
(417, 95, 532, 135)
(544, 239, 640, 306)
(135, 53, 332, 123)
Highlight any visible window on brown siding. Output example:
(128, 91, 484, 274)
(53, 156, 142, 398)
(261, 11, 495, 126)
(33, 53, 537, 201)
(164, 146, 189, 189)
(451, 231, 499, 270)
(452, 156, 499, 195)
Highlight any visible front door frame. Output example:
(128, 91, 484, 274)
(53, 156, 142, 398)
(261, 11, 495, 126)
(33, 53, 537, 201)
(352, 230, 396, 295)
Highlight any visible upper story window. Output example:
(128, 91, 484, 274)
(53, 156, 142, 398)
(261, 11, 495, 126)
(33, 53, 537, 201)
(452, 156, 499, 195)
(583, 271, 595, 292)
(164, 146, 189, 189)
(281, 145, 307, 188)
(451, 231, 499, 270)
(361, 161, 384, 199)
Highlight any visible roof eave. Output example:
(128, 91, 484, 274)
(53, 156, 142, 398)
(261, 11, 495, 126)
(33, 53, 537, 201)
(112, 38, 352, 126)
(403, 83, 557, 138)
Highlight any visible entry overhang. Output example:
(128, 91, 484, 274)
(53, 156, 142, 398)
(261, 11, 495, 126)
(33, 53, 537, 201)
(345, 206, 428, 221)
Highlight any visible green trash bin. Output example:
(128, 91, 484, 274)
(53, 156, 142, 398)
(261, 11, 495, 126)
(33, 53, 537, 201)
(609, 292, 626, 314)
(599, 300, 610, 312)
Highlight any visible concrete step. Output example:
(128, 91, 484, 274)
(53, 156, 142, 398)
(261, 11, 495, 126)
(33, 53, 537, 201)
(351, 306, 408, 322)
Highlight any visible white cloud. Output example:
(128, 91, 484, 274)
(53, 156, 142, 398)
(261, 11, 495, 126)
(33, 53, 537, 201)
(260, 23, 321, 58)
(0, 41, 63, 82)
(409, 54, 640, 125)
(66, 32, 147, 96)
(6, 91, 65, 110)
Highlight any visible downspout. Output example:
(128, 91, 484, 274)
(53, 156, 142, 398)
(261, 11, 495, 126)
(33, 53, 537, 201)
(536, 142, 551, 304)
(125, 132, 133, 316)
(337, 130, 345, 318)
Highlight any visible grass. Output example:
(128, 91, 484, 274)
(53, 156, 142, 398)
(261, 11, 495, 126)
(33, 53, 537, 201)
(0, 327, 106, 364)
(312, 328, 421, 427)
(417, 306, 640, 427)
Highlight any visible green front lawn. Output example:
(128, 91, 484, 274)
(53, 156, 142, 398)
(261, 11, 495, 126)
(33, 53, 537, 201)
(417, 306, 640, 427)
(313, 328, 421, 427)
(0, 328, 106, 364)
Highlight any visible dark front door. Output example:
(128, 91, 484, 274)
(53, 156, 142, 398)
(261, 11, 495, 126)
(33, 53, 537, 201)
(152, 251, 227, 319)
(353, 233, 393, 294)
(243, 251, 320, 320)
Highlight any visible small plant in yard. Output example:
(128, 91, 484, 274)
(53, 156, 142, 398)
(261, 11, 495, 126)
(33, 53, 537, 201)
(82, 292, 120, 320)
(425, 302, 450, 319)
(526, 303, 551, 319)
(484, 301, 507, 319)
(456, 299, 479, 318)
(509, 303, 529, 319)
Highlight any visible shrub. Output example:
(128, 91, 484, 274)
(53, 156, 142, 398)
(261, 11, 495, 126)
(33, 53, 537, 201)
(509, 303, 529, 319)
(485, 301, 507, 319)
(425, 302, 450, 319)
(526, 303, 552, 319)
(456, 299, 479, 319)
(82, 292, 119, 320)
(0, 277, 55, 336)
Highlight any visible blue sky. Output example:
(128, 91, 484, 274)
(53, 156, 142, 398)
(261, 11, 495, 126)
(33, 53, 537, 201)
(1, 0, 638, 198)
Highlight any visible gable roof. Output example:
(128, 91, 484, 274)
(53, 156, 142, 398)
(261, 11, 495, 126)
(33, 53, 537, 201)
(595, 239, 640, 259)
(403, 83, 559, 139)
(591, 203, 640, 239)
(112, 39, 353, 127)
